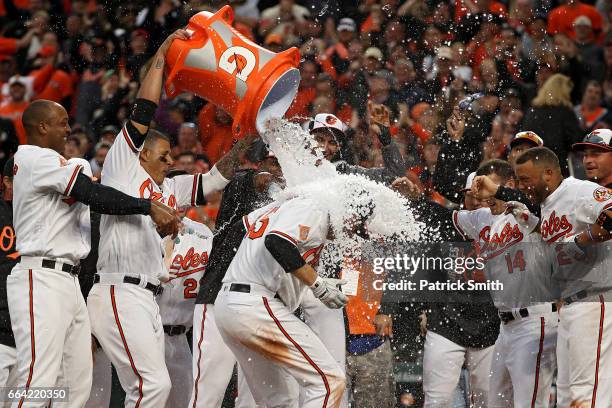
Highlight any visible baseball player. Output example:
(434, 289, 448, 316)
(87, 30, 252, 407)
(159, 208, 213, 408)
(309, 103, 405, 184)
(474, 146, 612, 407)
(8, 99, 178, 408)
(394, 171, 500, 408)
(0, 157, 18, 406)
(572, 129, 612, 188)
(455, 160, 558, 408)
(507, 131, 544, 168)
(215, 195, 349, 408)
(190, 143, 280, 408)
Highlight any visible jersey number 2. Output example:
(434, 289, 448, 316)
(505, 250, 525, 274)
(183, 278, 198, 299)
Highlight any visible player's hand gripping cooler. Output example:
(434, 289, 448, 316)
(164, 5, 301, 139)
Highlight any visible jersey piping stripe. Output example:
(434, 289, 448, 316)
(110, 286, 143, 407)
(191, 175, 198, 207)
(18, 270, 35, 408)
(63, 165, 83, 197)
(192, 304, 207, 408)
(262, 297, 331, 408)
(452, 211, 468, 240)
(269, 230, 298, 246)
(531, 317, 545, 408)
(122, 126, 138, 154)
(591, 295, 605, 408)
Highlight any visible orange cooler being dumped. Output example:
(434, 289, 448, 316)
(164, 5, 301, 139)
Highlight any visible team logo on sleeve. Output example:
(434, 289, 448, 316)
(299, 225, 310, 241)
(59, 157, 68, 167)
(593, 187, 612, 202)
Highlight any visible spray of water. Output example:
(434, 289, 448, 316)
(261, 119, 424, 275)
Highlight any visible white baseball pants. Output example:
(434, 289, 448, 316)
(164, 331, 193, 408)
(300, 290, 348, 408)
(189, 304, 257, 408)
(0, 344, 18, 408)
(423, 330, 494, 408)
(87, 283, 171, 408)
(7, 265, 92, 408)
(215, 285, 346, 408)
(488, 309, 558, 407)
(556, 294, 612, 408)
(85, 348, 111, 408)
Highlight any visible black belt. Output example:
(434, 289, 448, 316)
(41, 259, 80, 276)
(229, 283, 251, 293)
(94, 274, 164, 296)
(563, 290, 589, 305)
(163, 325, 186, 336)
(229, 283, 281, 299)
(499, 304, 557, 324)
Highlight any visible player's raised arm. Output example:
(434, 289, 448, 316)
(170, 135, 259, 208)
(129, 29, 191, 140)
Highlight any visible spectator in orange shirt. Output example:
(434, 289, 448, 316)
(320, 18, 356, 81)
(547, 0, 603, 40)
(30, 45, 73, 105)
(198, 104, 234, 165)
(0, 78, 28, 144)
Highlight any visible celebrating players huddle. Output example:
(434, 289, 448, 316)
(1, 29, 612, 408)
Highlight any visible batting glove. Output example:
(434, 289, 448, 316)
(504, 201, 539, 232)
(311, 277, 348, 309)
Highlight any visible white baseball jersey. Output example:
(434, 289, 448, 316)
(97, 124, 228, 281)
(453, 208, 557, 311)
(539, 177, 612, 298)
(223, 196, 327, 311)
(12, 145, 91, 264)
(158, 218, 213, 327)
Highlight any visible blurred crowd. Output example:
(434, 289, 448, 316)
(1, 0, 611, 208)
(1, 0, 611, 405)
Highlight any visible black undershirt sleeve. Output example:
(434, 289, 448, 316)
(494, 186, 540, 217)
(195, 174, 206, 206)
(70, 173, 151, 215)
(125, 121, 148, 150)
(264, 234, 306, 273)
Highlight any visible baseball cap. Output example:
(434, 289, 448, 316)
(437, 46, 454, 60)
(8, 76, 26, 87)
(461, 172, 476, 192)
(364, 47, 384, 61)
(337, 18, 356, 32)
(572, 129, 612, 152)
(308, 113, 348, 135)
(509, 131, 544, 149)
(573, 15, 592, 27)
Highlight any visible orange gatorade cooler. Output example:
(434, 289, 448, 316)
(164, 5, 301, 139)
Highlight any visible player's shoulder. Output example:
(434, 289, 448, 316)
(14, 145, 61, 170)
(67, 157, 93, 177)
(565, 177, 610, 199)
(183, 216, 213, 239)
